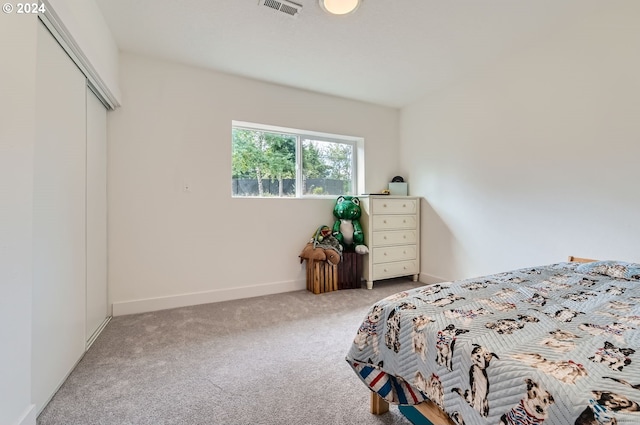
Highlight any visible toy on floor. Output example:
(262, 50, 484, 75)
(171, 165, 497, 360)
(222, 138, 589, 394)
(332, 196, 369, 254)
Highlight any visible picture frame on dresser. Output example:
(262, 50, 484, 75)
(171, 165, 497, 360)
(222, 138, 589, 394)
(359, 195, 420, 289)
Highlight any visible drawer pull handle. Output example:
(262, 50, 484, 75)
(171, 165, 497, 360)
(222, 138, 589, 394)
(384, 268, 388, 272)
(403, 219, 406, 223)
(383, 220, 387, 224)
(403, 235, 406, 239)
(383, 236, 387, 240)
(383, 204, 387, 208)
(403, 204, 406, 207)
(384, 252, 387, 256)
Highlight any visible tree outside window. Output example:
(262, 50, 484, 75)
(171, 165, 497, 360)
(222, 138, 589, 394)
(231, 123, 358, 198)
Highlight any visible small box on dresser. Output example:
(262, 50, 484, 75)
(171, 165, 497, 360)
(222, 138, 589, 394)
(360, 195, 420, 289)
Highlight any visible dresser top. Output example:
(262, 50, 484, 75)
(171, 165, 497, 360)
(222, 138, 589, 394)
(358, 195, 420, 199)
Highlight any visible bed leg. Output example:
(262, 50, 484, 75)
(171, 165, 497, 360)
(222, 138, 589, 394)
(370, 392, 389, 415)
(366, 280, 373, 289)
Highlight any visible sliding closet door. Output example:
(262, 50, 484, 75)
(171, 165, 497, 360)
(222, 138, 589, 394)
(86, 87, 108, 343)
(32, 20, 87, 412)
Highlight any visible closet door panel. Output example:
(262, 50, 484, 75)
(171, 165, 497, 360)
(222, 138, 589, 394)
(86, 87, 108, 342)
(32, 21, 87, 413)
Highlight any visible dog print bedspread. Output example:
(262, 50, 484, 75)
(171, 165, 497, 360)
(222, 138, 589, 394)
(346, 261, 640, 425)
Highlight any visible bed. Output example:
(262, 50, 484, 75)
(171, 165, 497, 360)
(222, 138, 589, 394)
(346, 258, 640, 425)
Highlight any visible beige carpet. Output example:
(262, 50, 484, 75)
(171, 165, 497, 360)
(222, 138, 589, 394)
(38, 279, 422, 425)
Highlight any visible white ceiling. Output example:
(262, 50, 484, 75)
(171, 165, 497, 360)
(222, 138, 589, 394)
(94, 0, 604, 108)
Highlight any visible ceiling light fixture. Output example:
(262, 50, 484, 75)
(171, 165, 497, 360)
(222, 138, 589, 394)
(319, 0, 360, 15)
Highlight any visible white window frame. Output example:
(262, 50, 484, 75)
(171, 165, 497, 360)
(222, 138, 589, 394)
(232, 120, 364, 198)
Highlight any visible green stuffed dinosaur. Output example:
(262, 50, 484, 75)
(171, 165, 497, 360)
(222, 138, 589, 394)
(332, 196, 369, 254)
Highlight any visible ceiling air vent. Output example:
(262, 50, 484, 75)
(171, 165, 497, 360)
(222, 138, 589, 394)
(259, 0, 302, 17)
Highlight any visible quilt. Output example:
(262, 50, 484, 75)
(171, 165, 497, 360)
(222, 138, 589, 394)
(346, 261, 640, 425)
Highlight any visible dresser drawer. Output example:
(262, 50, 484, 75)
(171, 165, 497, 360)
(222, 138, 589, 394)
(372, 245, 417, 263)
(373, 260, 418, 279)
(371, 198, 417, 215)
(372, 215, 417, 230)
(371, 230, 417, 246)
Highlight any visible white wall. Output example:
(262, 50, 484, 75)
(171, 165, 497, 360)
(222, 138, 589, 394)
(108, 53, 400, 315)
(0, 12, 38, 425)
(401, 2, 640, 282)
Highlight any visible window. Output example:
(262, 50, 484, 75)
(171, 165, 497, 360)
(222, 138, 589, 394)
(231, 121, 361, 198)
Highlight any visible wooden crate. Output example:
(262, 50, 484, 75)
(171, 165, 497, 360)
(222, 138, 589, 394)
(305, 259, 338, 294)
(338, 252, 363, 289)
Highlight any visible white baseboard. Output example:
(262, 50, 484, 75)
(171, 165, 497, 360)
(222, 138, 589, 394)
(13, 404, 36, 425)
(419, 272, 448, 285)
(112, 279, 307, 316)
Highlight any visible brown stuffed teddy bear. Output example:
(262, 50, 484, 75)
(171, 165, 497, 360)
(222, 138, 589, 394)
(299, 225, 342, 265)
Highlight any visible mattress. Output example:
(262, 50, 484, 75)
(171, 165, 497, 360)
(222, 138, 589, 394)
(346, 261, 640, 425)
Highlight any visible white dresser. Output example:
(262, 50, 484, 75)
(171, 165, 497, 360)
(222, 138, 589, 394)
(360, 196, 420, 289)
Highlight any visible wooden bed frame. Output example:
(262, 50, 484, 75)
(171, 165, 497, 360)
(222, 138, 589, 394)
(371, 392, 455, 423)
(369, 256, 597, 424)
(567, 256, 597, 263)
